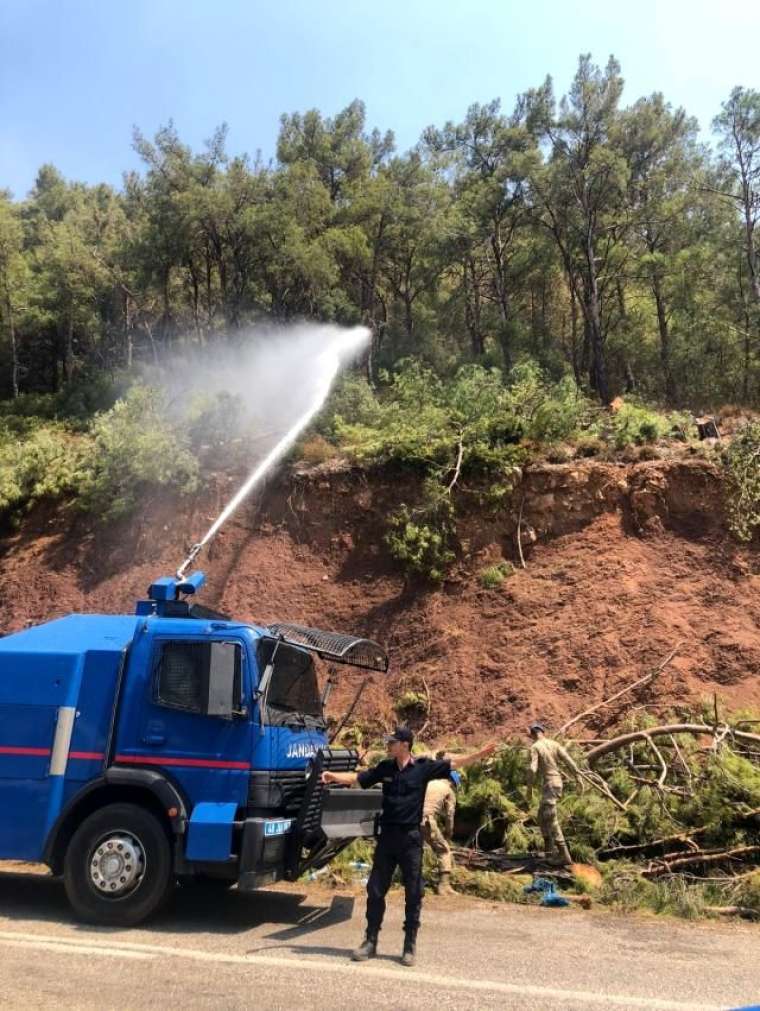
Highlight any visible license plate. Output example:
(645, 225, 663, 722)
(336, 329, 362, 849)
(264, 819, 294, 837)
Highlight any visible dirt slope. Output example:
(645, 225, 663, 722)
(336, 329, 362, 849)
(1, 457, 758, 740)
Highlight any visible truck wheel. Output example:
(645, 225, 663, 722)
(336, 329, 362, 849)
(63, 803, 173, 926)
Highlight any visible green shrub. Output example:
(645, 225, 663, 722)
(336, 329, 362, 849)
(478, 561, 515, 588)
(393, 690, 429, 720)
(317, 374, 384, 440)
(506, 363, 591, 444)
(0, 423, 89, 519)
(723, 421, 760, 542)
(297, 434, 338, 466)
(79, 385, 199, 518)
(0, 374, 124, 427)
(385, 497, 456, 583)
(607, 402, 670, 448)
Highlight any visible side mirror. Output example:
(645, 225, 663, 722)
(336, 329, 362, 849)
(206, 641, 243, 719)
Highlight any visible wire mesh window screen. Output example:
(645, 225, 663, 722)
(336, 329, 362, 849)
(266, 624, 388, 672)
(156, 641, 211, 713)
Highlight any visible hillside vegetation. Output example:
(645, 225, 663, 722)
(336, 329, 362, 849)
(1, 55, 759, 411)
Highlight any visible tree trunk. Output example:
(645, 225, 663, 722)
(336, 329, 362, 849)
(569, 281, 581, 385)
(63, 305, 74, 382)
(584, 234, 611, 404)
(161, 267, 172, 345)
(2, 278, 19, 397)
(652, 273, 676, 402)
(743, 197, 760, 303)
(403, 292, 413, 339)
(464, 257, 485, 357)
(188, 261, 202, 342)
(124, 291, 133, 370)
(491, 236, 513, 368)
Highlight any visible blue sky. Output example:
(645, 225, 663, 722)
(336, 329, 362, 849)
(1, 0, 758, 199)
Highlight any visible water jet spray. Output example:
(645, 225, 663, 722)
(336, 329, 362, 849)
(176, 325, 370, 579)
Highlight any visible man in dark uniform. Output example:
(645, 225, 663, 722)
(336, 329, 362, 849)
(322, 726, 496, 966)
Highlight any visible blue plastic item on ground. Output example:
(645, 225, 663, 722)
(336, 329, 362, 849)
(523, 875, 570, 907)
(540, 891, 570, 907)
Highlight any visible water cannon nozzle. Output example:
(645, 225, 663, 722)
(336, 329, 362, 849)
(176, 542, 203, 580)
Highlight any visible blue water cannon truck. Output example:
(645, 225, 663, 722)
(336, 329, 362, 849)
(0, 571, 385, 925)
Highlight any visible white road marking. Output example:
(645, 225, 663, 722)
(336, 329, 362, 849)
(0, 929, 718, 1010)
(0, 936, 154, 960)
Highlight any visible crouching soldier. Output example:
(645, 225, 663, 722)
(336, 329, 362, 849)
(322, 726, 496, 967)
(422, 752, 460, 895)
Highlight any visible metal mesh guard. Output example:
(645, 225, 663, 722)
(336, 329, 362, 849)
(266, 623, 389, 673)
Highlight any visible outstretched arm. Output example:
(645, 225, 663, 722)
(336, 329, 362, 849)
(450, 741, 498, 770)
(321, 770, 359, 786)
(557, 743, 583, 778)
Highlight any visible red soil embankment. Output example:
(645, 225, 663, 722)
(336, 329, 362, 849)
(1, 457, 758, 738)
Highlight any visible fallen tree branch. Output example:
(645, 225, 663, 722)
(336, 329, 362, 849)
(644, 732, 668, 788)
(587, 724, 760, 766)
(598, 827, 710, 859)
(560, 644, 682, 736)
(670, 734, 693, 791)
(643, 845, 760, 876)
(576, 769, 628, 811)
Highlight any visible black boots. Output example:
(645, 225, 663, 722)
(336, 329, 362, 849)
(351, 932, 378, 961)
(401, 928, 417, 967)
(351, 929, 417, 966)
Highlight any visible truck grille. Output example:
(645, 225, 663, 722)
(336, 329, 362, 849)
(247, 750, 357, 816)
(247, 769, 306, 814)
(298, 748, 357, 839)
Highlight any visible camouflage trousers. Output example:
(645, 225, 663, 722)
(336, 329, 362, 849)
(422, 814, 453, 873)
(538, 781, 572, 864)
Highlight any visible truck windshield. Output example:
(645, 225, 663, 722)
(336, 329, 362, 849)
(258, 639, 323, 721)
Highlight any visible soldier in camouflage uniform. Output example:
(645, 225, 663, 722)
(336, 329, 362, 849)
(527, 722, 582, 866)
(422, 759, 458, 895)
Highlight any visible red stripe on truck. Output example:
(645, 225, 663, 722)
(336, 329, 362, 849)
(69, 751, 105, 760)
(0, 746, 51, 757)
(114, 754, 251, 770)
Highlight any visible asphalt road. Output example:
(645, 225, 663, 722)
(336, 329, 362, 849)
(0, 866, 758, 1011)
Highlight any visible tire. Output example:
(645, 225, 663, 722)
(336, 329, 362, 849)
(63, 802, 174, 926)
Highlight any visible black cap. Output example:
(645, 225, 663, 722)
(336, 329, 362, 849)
(384, 726, 414, 746)
(529, 722, 545, 734)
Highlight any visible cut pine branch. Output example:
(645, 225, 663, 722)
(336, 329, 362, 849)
(643, 845, 760, 877)
(586, 724, 760, 766)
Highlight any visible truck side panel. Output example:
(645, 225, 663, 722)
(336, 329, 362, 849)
(0, 703, 58, 858)
(65, 649, 124, 781)
(0, 649, 80, 861)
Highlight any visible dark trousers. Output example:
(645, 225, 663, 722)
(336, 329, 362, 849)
(366, 826, 423, 936)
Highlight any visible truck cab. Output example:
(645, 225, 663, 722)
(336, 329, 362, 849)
(0, 572, 384, 925)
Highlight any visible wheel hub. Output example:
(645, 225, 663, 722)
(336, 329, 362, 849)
(90, 834, 145, 896)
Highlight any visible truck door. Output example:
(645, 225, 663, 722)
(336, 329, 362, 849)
(114, 635, 252, 810)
